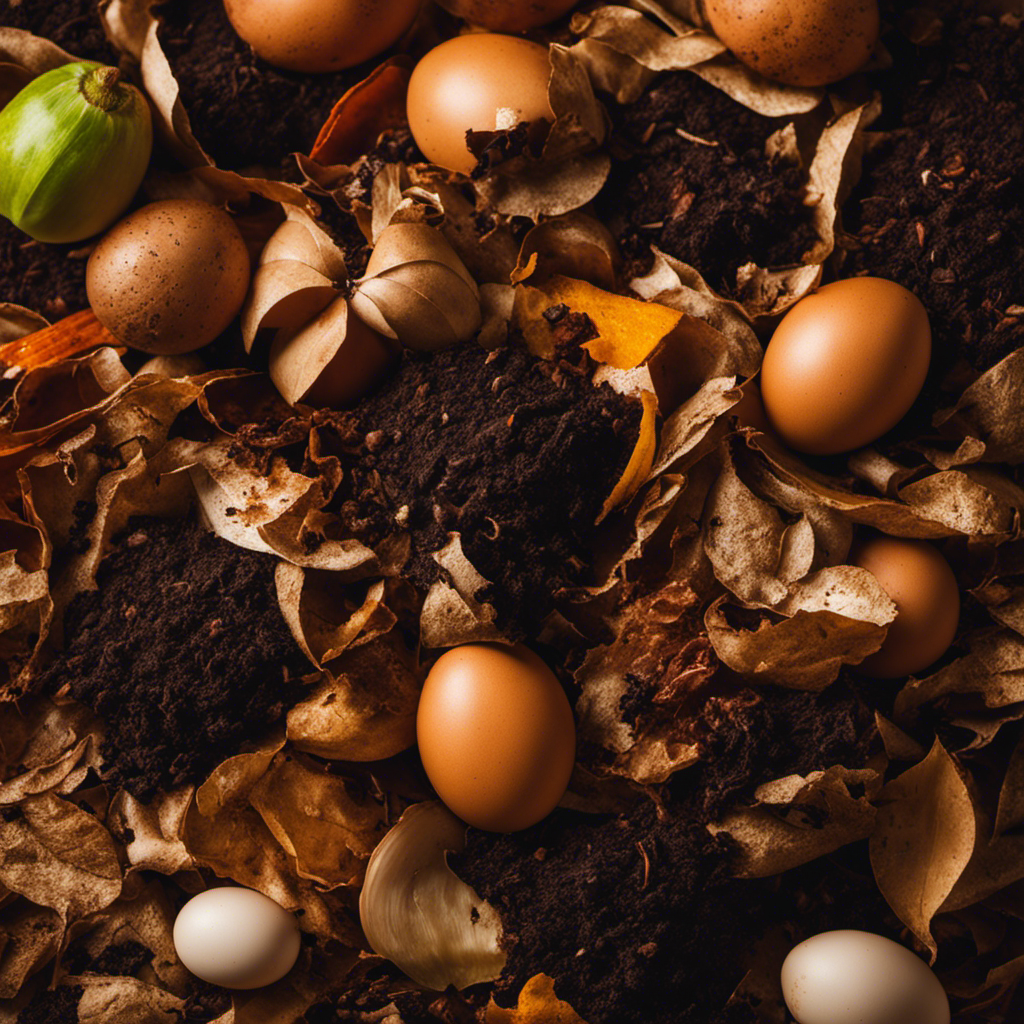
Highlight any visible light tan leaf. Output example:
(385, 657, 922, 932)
(0, 902, 62, 999)
(869, 739, 976, 957)
(109, 787, 195, 876)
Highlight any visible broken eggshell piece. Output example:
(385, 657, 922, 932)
(358, 801, 506, 990)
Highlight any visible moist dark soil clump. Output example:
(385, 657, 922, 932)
(329, 341, 642, 635)
(597, 71, 818, 293)
(842, 3, 1024, 373)
(38, 516, 311, 797)
(156, 0, 377, 171)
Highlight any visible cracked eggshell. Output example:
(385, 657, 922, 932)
(87, 199, 251, 355)
(406, 33, 554, 175)
(223, 0, 421, 73)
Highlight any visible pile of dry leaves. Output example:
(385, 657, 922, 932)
(2, 1, 1024, 1022)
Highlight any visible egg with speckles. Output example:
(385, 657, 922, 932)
(87, 199, 251, 355)
(760, 277, 931, 455)
(851, 535, 960, 678)
(406, 33, 554, 175)
(416, 643, 576, 832)
(705, 0, 880, 87)
(222, 0, 420, 73)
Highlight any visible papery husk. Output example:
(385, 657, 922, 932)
(0, 305, 48, 347)
(709, 766, 880, 877)
(351, 222, 482, 351)
(359, 801, 506, 990)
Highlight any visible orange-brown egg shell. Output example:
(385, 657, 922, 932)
(86, 199, 250, 356)
(760, 277, 931, 455)
(852, 535, 960, 678)
(705, 0, 879, 88)
(406, 33, 554, 175)
(442, 0, 579, 33)
(416, 644, 576, 833)
(223, 0, 420, 73)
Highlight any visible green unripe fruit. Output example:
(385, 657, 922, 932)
(0, 62, 153, 244)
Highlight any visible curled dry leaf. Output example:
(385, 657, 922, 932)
(359, 801, 506, 991)
(512, 213, 621, 291)
(486, 973, 591, 1024)
(0, 304, 48, 348)
(0, 902, 62, 999)
(350, 222, 482, 351)
(709, 766, 879, 878)
(598, 390, 659, 522)
(869, 739, 976, 958)
(108, 787, 195, 876)
(287, 630, 421, 761)
(570, 2, 823, 115)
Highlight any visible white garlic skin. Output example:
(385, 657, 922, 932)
(173, 887, 301, 990)
(781, 930, 950, 1024)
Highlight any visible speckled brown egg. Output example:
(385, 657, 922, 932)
(441, 0, 579, 33)
(705, 0, 879, 87)
(851, 535, 960, 679)
(406, 33, 554, 175)
(87, 200, 250, 356)
(760, 277, 931, 455)
(222, 0, 420, 73)
(416, 644, 576, 832)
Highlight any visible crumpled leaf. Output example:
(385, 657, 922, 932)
(0, 902, 62, 999)
(570, 2, 823, 116)
(286, 630, 421, 761)
(869, 739, 976, 958)
(108, 787, 195, 876)
(71, 975, 184, 1023)
(576, 581, 714, 784)
(0, 792, 121, 925)
(486, 973, 590, 1024)
(710, 766, 879, 877)
(512, 213, 621, 291)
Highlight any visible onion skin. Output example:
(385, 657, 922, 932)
(0, 62, 153, 244)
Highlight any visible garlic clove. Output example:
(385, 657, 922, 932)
(359, 801, 506, 991)
(268, 298, 396, 408)
(242, 261, 339, 352)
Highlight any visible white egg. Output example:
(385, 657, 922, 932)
(781, 930, 950, 1024)
(173, 887, 301, 989)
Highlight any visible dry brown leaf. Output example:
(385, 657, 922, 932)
(249, 752, 386, 889)
(934, 346, 1024, 465)
(0, 902, 62, 999)
(869, 739, 976, 957)
(647, 376, 740, 479)
(0, 305, 48, 347)
(512, 213, 620, 291)
(0, 792, 121, 925)
(709, 767, 878, 878)
(73, 974, 184, 1023)
(0, 27, 78, 75)
(287, 631, 421, 762)
(310, 58, 412, 166)
(486, 973, 590, 1024)
(994, 732, 1024, 839)
(108, 787, 195, 876)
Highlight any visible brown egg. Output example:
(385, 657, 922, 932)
(222, 0, 420, 73)
(406, 33, 554, 175)
(87, 200, 251, 356)
(416, 644, 576, 832)
(441, 0, 579, 33)
(705, 0, 879, 87)
(760, 278, 931, 455)
(851, 535, 960, 678)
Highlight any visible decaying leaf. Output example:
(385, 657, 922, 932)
(869, 739, 976, 957)
(710, 767, 879, 877)
(109, 787, 195, 876)
(486, 973, 590, 1024)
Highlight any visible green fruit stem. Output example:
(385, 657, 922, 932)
(79, 65, 129, 113)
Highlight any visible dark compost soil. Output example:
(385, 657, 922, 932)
(38, 516, 311, 798)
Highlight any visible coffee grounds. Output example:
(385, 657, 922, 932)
(454, 803, 757, 1024)
(16, 987, 82, 1024)
(326, 342, 642, 635)
(156, 0, 378, 171)
(841, 2, 1024, 374)
(38, 516, 311, 798)
(596, 70, 817, 293)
